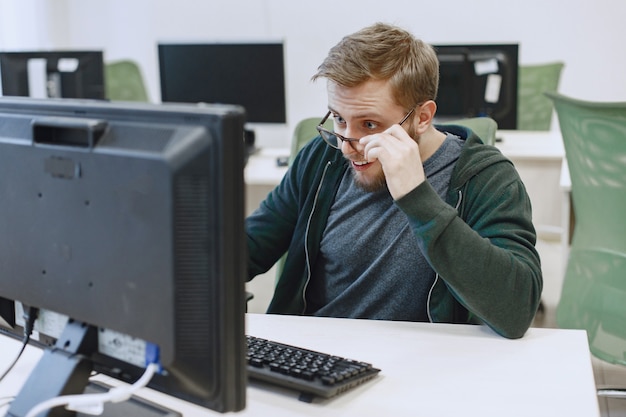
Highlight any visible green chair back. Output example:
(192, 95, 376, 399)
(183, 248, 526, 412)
(546, 92, 626, 366)
(442, 117, 498, 146)
(517, 62, 564, 131)
(288, 116, 333, 165)
(104, 60, 149, 102)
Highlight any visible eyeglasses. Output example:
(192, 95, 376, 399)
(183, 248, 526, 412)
(316, 107, 416, 150)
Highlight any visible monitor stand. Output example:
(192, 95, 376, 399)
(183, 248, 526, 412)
(6, 320, 179, 417)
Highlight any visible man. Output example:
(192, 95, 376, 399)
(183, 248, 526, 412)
(246, 23, 542, 339)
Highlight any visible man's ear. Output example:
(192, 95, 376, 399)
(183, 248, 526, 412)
(414, 100, 437, 134)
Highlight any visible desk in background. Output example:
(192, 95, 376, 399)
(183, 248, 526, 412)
(245, 147, 288, 216)
(495, 130, 565, 239)
(0, 314, 599, 416)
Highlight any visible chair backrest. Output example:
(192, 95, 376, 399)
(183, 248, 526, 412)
(288, 117, 332, 165)
(546, 92, 626, 366)
(104, 60, 149, 102)
(517, 62, 564, 131)
(441, 117, 498, 146)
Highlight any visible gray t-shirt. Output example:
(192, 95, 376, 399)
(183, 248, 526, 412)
(305, 133, 464, 321)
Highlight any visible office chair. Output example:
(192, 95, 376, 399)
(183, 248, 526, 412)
(517, 62, 564, 131)
(546, 92, 626, 397)
(104, 59, 149, 102)
(442, 116, 498, 146)
(287, 116, 333, 165)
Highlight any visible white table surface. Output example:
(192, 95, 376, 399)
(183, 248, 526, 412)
(495, 129, 564, 160)
(1, 314, 599, 417)
(244, 147, 289, 186)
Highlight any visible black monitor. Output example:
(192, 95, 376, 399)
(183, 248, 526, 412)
(433, 44, 519, 129)
(0, 51, 105, 100)
(158, 42, 286, 125)
(0, 97, 247, 415)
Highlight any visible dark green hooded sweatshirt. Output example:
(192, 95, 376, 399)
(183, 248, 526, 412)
(246, 124, 543, 339)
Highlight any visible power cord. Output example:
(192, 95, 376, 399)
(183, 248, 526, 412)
(0, 305, 39, 382)
(24, 362, 159, 417)
(0, 396, 16, 413)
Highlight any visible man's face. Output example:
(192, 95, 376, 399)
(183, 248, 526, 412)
(326, 79, 414, 192)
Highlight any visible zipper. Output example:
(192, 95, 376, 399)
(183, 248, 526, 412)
(426, 189, 464, 323)
(300, 161, 332, 314)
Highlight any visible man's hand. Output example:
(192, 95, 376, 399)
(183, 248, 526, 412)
(360, 124, 426, 200)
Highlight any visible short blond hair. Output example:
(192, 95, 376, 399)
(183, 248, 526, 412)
(312, 22, 439, 110)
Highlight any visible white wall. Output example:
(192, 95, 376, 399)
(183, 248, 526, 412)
(1, 0, 625, 147)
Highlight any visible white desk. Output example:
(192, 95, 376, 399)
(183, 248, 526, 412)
(244, 148, 288, 216)
(495, 129, 564, 160)
(245, 147, 289, 187)
(495, 130, 565, 238)
(1, 314, 599, 416)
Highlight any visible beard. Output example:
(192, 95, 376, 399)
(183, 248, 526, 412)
(351, 167, 388, 192)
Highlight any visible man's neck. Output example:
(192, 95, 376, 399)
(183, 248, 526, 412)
(418, 126, 447, 162)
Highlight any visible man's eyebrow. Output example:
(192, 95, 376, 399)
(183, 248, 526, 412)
(327, 108, 381, 120)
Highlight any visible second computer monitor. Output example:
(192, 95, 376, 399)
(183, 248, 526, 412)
(433, 43, 519, 129)
(0, 50, 105, 100)
(158, 42, 286, 124)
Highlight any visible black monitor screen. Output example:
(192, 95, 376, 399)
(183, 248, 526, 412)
(433, 44, 519, 129)
(158, 42, 286, 124)
(0, 97, 247, 414)
(0, 51, 105, 100)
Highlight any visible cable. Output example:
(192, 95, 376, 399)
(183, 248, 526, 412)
(24, 362, 159, 417)
(0, 396, 16, 411)
(0, 306, 39, 382)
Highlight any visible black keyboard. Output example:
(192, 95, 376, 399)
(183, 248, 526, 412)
(246, 335, 381, 402)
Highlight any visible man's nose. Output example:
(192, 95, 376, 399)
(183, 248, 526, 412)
(340, 138, 361, 154)
(340, 127, 360, 153)
(344, 124, 359, 140)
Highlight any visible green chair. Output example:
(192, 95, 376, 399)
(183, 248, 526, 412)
(287, 116, 333, 165)
(443, 116, 498, 146)
(104, 60, 149, 102)
(546, 92, 626, 396)
(517, 62, 564, 131)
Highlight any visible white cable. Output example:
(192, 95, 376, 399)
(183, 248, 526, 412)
(25, 363, 159, 417)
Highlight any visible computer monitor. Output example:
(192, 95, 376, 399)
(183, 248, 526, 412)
(158, 42, 286, 125)
(0, 51, 105, 100)
(433, 44, 519, 129)
(0, 96, 247, 415)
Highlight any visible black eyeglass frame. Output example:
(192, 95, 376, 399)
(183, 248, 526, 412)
(315, 107, 417, 150)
